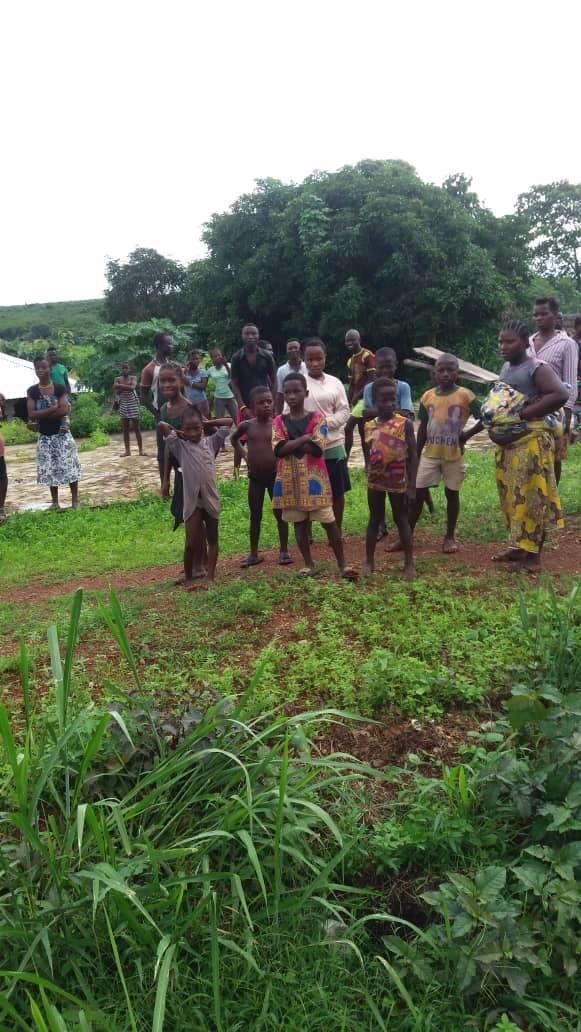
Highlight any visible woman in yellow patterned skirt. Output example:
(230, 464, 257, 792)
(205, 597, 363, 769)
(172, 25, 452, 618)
(479, 321, 569, 571)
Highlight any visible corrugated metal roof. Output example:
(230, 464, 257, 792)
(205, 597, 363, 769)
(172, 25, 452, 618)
(0, 351, 76, 400)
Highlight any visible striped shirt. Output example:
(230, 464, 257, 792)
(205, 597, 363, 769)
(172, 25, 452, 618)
(528, 331, 577, 410)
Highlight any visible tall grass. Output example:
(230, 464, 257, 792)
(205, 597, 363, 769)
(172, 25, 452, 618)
(0, 590, 387, 1029)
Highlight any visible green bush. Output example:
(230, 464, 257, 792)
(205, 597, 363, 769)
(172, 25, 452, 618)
(100, 405, 155, 434)
(0, 419, 37, 445)
(70, 392, 102, 437)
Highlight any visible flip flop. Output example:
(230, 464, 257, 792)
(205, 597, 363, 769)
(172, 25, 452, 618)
(278, 552, 294, 565)
(442, 539, 459, 554)
(491, 549, 521, 563)
(298, 567, 316, 578)
(240, 555, 264, 568)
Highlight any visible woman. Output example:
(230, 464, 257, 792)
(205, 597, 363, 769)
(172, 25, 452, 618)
(113, 360, 143, 457)
(183, 350, 210, 419)
(27, 355, 82, 509)
(472, 321, 568, 571)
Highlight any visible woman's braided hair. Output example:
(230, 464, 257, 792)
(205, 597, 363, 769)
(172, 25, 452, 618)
(501, 320, 529, 344)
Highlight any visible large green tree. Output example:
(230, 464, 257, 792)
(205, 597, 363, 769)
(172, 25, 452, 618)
(517, 181, 581, 289)
(185, 161, 531, 368)
(81, 320, 195, 393)
(104, 248, 187, 324)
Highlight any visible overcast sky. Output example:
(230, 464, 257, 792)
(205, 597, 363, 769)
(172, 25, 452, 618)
(1, 0, 579, 306)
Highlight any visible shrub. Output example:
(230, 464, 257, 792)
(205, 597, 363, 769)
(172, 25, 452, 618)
(100, 405, 155, 434)
(0, 419, 37, 445)
(70, 392, 102, 437)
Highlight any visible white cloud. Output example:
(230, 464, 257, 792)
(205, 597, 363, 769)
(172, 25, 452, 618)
(1, 0, 578, 304)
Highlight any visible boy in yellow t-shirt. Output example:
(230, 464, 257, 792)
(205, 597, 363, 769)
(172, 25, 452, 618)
(388, 354, 481, 554)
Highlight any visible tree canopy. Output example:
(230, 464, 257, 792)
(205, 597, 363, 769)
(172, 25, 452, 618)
(185, 161, 531, 366)
(104, 248, 187, 324)
(517, 181, 581, 289)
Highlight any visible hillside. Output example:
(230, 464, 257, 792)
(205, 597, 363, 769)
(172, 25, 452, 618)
(0, 298, 105, 342)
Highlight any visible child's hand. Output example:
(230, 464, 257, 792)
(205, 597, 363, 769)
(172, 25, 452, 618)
(406, 485, 416, 500)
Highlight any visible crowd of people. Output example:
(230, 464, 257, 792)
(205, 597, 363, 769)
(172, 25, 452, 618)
(132, 301, 578, 587)
(0, 302, 579, 588)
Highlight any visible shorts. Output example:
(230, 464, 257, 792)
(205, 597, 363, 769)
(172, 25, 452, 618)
(416, 455, 466, 491)
(282, 506, 335, 525)
(249, 472, 276, 497)
(0, 456, 6, 479)
(214, 397, 238, 420)
(325, 457, 351, 499)
(554, 434, 568, 462)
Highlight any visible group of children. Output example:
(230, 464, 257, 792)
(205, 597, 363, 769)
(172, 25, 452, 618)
(155, 340, 496, 589)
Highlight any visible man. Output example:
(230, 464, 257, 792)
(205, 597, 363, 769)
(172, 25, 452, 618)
(46, 347, 71, 395)
(573, 315, 581, 440)
(275, 339, 307, 414)
(230, 324, 276, 416)
(343, 328, 375, 468)
(528, 298, 577, 483)
(140, 331, 174, 480)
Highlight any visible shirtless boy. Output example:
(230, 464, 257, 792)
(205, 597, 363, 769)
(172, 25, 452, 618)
(231, 386, 293, 568)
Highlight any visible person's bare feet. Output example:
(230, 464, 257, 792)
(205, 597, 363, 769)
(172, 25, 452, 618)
(186, 576, 214, 591)
(442, 537, 458, 554)
(361, 561, 375, 576)
(386, 538, 404, 552)
(403, 561, 416, 581)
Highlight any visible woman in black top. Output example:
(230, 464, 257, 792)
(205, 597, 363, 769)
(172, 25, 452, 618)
(27, 355, 82, 509)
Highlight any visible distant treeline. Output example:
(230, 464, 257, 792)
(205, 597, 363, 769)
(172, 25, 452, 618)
(0, 299, 105, 343)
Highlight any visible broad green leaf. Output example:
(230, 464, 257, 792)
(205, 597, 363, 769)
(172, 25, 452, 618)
(474, 865, 507, 900)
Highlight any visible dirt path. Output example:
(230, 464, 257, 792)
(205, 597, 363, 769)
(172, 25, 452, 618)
(7, 524, 581, 607)
(3, 422, 494, 513)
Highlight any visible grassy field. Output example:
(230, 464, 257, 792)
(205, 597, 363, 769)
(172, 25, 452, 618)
(1, 448, 580, 1029)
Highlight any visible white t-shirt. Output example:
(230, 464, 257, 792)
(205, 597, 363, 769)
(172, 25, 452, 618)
(276, 360, 308, 393)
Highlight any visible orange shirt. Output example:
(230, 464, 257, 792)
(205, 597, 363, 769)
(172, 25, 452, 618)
(347, 348, 375, 388)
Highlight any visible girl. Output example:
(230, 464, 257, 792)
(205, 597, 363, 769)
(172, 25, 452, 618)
(113, 361, 143, 457)
(363, 378, 417, 580)
(478, 320, 568, 571)
(208, 348, 238, 421)
(27, 355, 81, 509)
(184, 350, 210, 419)
(158, 408, 233, 589)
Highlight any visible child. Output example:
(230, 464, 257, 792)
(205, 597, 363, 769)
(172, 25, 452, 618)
(363, 378, 417, 580)
(230, 386, 293, 567)
(272, 372, 356, 578)
(113, 361, 143, 457)
(159, 408, 233, 589)
(344, 329, 375, 468)
(388, 354, 480, 554)
(184, 350, 210, 419)
(208, 348, 238, 421)
(358, 346, 434, 537)
(0, 393, 7, 523)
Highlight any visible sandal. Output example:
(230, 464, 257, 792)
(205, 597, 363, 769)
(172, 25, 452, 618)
(278, 552, 294, 565)
(240, 555, 264, 568)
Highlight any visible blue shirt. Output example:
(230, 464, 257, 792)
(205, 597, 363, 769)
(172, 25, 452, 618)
(363, 378, 413, 413)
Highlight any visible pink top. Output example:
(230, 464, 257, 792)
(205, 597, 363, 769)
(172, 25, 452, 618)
(528, 331, 577, 410)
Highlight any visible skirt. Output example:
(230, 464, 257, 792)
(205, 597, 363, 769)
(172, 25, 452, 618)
(37, 433, 82, 487)
(119, 394, 140, 420)
(495, 431, 563, 554)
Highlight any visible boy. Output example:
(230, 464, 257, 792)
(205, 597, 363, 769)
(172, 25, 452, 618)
(159, 408, 233, 589)
(230, 386, 293, 567)
(0, 394, 7, 523)
(363, 378, 417, 580)
(388, 354, 480, 554)
(272, 372, 356, 578)
(344, 328, 375, 467)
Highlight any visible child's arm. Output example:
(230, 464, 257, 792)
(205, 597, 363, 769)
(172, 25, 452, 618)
(230, 420, 249, 446)
(157, 421, 175, 438)
(460, 420, 483, 444)
(416, 402, 428, 457)
(404, 419, 417, 498)
(274, 433, 316, 457)
(203, 417, 233, 435)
